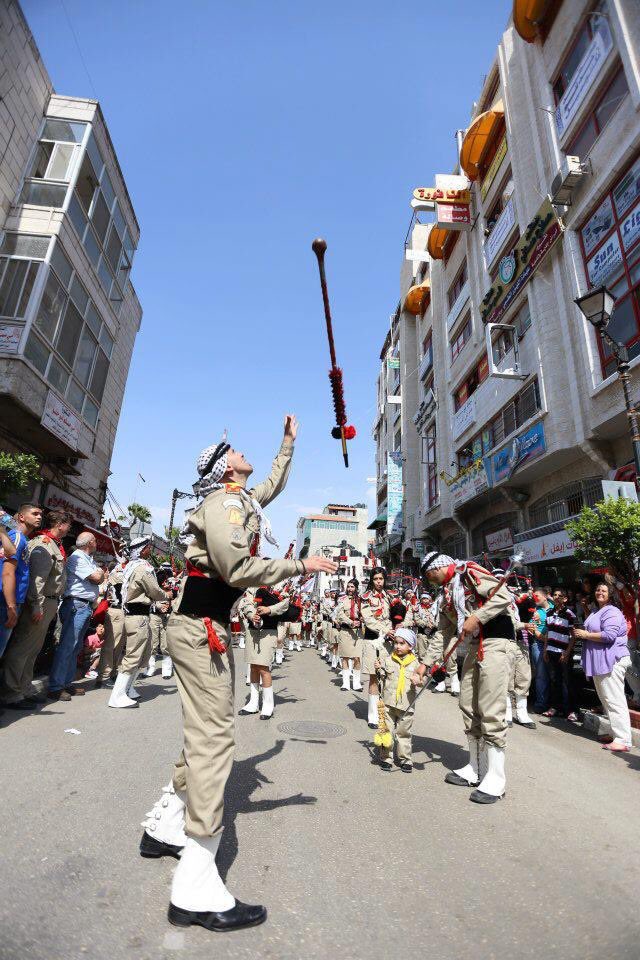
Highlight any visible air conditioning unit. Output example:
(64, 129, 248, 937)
(550, 156, 588, 206)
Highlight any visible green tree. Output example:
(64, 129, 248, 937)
(566, 496, 640, 591)
(128, 502, 152, 524)
(0, 452, 40, 501)
(165, 525, 181, 543)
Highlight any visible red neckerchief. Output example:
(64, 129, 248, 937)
(39, 529, 66, 561)
(349, 595, 361, 621)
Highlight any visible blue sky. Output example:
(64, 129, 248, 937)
(23, 0, 509, 545)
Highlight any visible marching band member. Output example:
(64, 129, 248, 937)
(334, 579, 363, 691)
(360, 568, 393, 728)
(238, 584, 290, 719)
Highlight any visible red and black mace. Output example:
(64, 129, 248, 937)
(312, 238, 355, 468)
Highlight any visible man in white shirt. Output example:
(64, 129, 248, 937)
(48, 532, 104, 702)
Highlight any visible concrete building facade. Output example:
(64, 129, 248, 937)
(372, 0, 640, 586)
(0, 0, 142, 534)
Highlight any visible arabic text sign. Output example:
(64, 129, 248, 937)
(0, 324, 23, 353)
(481, 134, 507, 201)
(481, 198, 563, 325)
(449, 460, 491, 507)
(453, 395, 476, 440)
(44, 483, 99, 526)
(587, 231, 623, 287)
(437, 202, 472, 231)
(581, 195, 614, 257)
(491, 421, 546, 485)
(41, 390, 80, 451)
(518, 529, 576, 564)
(613, 155, 640, 218)
(485, 197, 516, 265)
(555, 19, 613, 137)
(387, 451, 403, 537)
(485, 527, 514, 552)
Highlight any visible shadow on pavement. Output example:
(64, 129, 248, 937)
(219, 739, 317, 880)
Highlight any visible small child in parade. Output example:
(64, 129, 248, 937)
(84, 622, 105, 678)
(374, 627, 420, 773)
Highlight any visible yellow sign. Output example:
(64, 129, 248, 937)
(481, 135, 507, 201)
(413, 186, 472, 205)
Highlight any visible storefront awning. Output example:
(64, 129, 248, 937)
(513, 0, 551, 43)
(81, 525, 118, 556)
(460, 100, 504, 181)
(427, 226, 450, 260)
(404, 281, 431, 315)
(367, 514, 387, 530)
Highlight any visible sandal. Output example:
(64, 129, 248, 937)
(603, 742, 631, 752)
(542, 708, 557, 717)
(566, 712, 579, 722)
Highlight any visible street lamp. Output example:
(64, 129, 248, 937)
(168, 487, 197, 558)
(574, 285, 640, 489)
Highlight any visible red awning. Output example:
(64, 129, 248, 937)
(82, 525, 118, 556)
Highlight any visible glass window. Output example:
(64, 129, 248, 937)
(0, 234, 50, 258)
(99, 325, 114, 358)
(98, 257, 113, 292)
(75, 154, 99, 213)
(0, 260, 28, 317)
(105, 224, 123, 271)
(50, 244, 73, 288)
(91, 190, 111, 242)
(41, 118, 85, 143)
(30, 141, 54, 178)
(47, 356, 69, 393)
(66, 378, 85, 413)
(112, 202, 125, 239)
(89, 350, 109, 402)
(85, 303, 101, 336)
(24, 331, 49, 374)
(74, 327, 98, 386)
(55, 300, 83, 365)
(83, 395, 99, 428)
(83, 227, 101, 267)
(553, 27, 591, 102)
(86, 133, 104, 179)
(47, 142, 76, 181)
(68, 193, 88, 239)
(16, 262, 38, 317)
(20, 182, 67, 206)
(100, 172, 115, 209)
(70, 275, 89, 315)
(567, 68, 629, 158)
(35, 271, 66, 341)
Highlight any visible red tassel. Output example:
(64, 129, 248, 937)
(204, 617, 227, 655)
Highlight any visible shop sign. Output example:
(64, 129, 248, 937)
(485, 197, 516, 266)
(41, 390, 80, 451)
(481, 198, 563, 325)
(436, 202, 471, 231)
(387, 357, 400, 369)
(44, 483, 99, 526)
(586, 231, 623, 287)
(413, 181, 471, 205)
(555, 19, 614, 137)
(499, 253, 516, 284)
(0, 323, 23, 353)
(446, 279, 470, 331)
(581, 195, 614, 257)
(490, 421, 546, 484)
(387, 451, 403, 538)
(481, 134, 507, 201)
(485, 527, 513, 552)
(613, 155, 640, 218)
(413, 539, 426, 557)
(453, 394, 476, 440)
(620, 198, 640, 253)
(444, 459, 491, 507)
(518, 528, 576, 564)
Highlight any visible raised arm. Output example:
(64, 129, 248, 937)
(248, 415, 297, 507)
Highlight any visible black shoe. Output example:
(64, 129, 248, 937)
(513, 718, 537, 729)
(367, 722, 378, 729)
(4, 699, 38, 710)
(400, 763, 413, 773)
(103, 678, 116, 689)
(239, 707, 259, 715)
(469, 789, 504, 804)
(260, 713, 274, 720)
(23, 695, 46, 705)
(380, 762, 393, 772)
(444, 771, 478, 787)
(139, 831, 183, 860)
(451, 692, 460, 698)
(168, 900, 267, 932)
(507, 720, 513, 727)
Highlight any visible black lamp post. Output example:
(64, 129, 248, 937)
(168, 488, 196, 558)
(574, 285, 640, 490)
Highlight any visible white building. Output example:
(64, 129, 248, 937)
(373, 0, 640, 587)
(0, 0, 142, 538)
(296, 503, 373, 595)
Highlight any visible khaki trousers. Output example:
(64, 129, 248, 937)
(418, 632, 459, 680)
(168, 614, 234, 838)
(276, 622, 287, 645)
(506, 638, 531, 699)
(119, 615, 152, 674)
(380, 704, 414, 764)
(459, 635, 509, 749)
(287, 622, 301, 637)
(1, 597, 59, 700)
(98, 607, 126, 680)
(150, 612, 169, 656)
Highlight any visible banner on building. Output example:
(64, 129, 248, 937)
(490, 421, 546, 485)
(555, 18, 613, 137)
(41, 390, 80, 451)
(481, 134, 507, 201)
(444, 459, 491, 507)
(44, 483, 99, 526)
(485, 197, 516, 265)
(0, 324, 23, 353)
(481, 198, 563, 325)
(518, 528, 576, 564)
(387, 451, 403, 538)
(485, 527, 514, 552)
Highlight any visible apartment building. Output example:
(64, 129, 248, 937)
(372, 0, 640, 586)
(0, 0, 142, 534)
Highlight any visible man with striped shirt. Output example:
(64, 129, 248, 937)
(543, 589, 578, 720)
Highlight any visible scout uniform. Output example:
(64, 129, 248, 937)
(377, 634, 420, 770)
(320, 593, 335, 659)
(333, 593, 363, 691)
(506, 587, 536, 728)
(414, 598, 460, 696)
(108, 539, 166, 709)
(143, 435, 303, 931)
(148, 592, 174, 679)
(423, 552, 514, 804)
(287, 595, 303, 651)
(1, 531, 66, 704)
(97, 562, 127, 684)
(361, 588, 393, 728)
(238, 585, 289, 717)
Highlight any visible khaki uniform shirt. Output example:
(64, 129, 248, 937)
(238, 587, 290, 628)
(333, 596, 362, 631)
(125, 564, 166, 609)
(431, 566, 515, 649)
(26, 535, 66, 613)
(361, 590, 392, 644)
(378, 653, 420, 711)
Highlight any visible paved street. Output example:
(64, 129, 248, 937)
(1, 647, 639, 960)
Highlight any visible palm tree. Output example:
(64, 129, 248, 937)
(128, 502, 152, 524)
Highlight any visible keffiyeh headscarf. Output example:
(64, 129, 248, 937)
(122, 536, 154, 606)
(179, 434, 279, 553)
(421, 551, 471, 636)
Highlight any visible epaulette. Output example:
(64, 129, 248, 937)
(225, 482, 243, 492)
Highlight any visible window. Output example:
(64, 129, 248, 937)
(566, 68, 629, 158)
(479, 72, 500, 114)
(553, 5, 608, 103)
(457, 378, 541, 469)
(20, 118, 86, 208)
(393, 428, 401, 451)
(529, 478, 603, 529)
(0, 258, 40, 319)
(579, 153, 640, 376)
(450, 314, 471, 363)
(424, 421, 438, 508)
(421, 333, 433, 378)
(453, 354, 489, 411)
(448, 263, 468, 309)
(443, 231, 460, 263)
(22, 238, 114, 428)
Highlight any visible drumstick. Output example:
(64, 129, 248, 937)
(312, 238, 349, 467)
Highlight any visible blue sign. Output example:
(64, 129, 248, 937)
(387, 451, 403, 538)
(490, 421, 546, 485)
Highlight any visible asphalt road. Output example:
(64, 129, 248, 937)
(1, 646, 639, 960)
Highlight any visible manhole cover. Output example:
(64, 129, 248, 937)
(277, 720, 347, 739)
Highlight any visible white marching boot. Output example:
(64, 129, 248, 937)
(145, 655, 156, 677)
(162, 656, 173, 679)
(367, 694, 379, 728)
(506, 695, 513, 726)
(245, 664, 251, 686)
(352, 669, 363, 692)
(240, 683, 260, 714)
(140, 782, 187, 859)
(126, 668, 141, 700)
(170, 835, 234, 913)
(288, 639, 294, 651)
(108, 671, 139, 709)
(445, 734, 483, 787)
(331, 654, 338, 669)
(348, 658, 354, 676)
(275, 648, 283, 665)
(295, 640, 302, 652)
(320, 643, 327, 658)
(260, 686, 274, 719)
(470, 742, 506, 803)
(340, 669, 350, 691)
(435, 680, 446, 693)
(238, 636, 245, 649)
(514, 696, 536, 729)
(450, 672, 460, 697)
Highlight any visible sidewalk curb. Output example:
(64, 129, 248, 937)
(582, 709, 640, 748)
